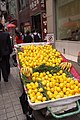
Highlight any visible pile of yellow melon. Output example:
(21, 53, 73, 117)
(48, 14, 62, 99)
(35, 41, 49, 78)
(18, 44, 80, 103)
(26, 71, 80, 103)
(18, 44, 62, 68)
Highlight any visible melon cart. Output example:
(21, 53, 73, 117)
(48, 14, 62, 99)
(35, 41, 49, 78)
(14, 42, 80, 119)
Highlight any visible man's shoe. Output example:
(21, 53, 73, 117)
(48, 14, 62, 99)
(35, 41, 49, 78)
(8, 72, 10, 76)
(4, 80, 8, 82)
(13, 62, 17, 67)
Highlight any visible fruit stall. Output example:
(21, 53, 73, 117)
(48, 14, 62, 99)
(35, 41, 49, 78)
(14, 42, 80, 119)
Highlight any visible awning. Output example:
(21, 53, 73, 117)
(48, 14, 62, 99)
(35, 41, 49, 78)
(7, 23, 16, 28)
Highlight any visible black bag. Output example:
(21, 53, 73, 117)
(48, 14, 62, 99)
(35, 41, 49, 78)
(24, 35, 33, 43)
(0, 51, 2, 62)
(0, 57, 2, 62)
(19, 92, 28, 114)
(33, 33, 40, 42)
(12, 54, 16, 61)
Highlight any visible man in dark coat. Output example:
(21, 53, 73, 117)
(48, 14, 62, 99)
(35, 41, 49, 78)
(0, 23, 13, 82)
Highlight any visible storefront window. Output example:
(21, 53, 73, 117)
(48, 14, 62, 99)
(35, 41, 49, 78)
(56, 0, 80, 40)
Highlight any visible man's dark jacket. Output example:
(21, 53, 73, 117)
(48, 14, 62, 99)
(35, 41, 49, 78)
(0, 31, 12, 56)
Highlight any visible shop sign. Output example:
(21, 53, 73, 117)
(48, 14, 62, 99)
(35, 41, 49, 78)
(42, 12, 46, 18)
(46, 34, 54, 42)
(30, 0, 40, 11)
(24, 22, 31, 27)
(0, 1, 6, 11)
(42, 12, 47, 40)
(40, 0, 45, 10)
(24, 22, 31, 32)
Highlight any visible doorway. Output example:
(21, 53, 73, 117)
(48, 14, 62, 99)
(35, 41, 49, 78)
(32, 14, 42, 38)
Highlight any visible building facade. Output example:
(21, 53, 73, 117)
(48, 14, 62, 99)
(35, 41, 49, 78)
(0, 0, 7, 23)
(46, 0, 80, 57)
(7, 0, 17, 25)
(17, 0, 47, 40)
(29, 0, 47, 40)
(17, 0, 30, 34)
(0, 0, 17, 26)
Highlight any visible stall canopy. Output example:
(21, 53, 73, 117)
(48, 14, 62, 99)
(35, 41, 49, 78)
(7, 23, 16, 28)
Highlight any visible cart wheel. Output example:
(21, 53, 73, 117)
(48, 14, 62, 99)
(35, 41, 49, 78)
(47, 101, 80, 119)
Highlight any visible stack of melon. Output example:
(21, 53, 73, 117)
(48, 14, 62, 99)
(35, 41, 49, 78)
(18, 44, 80, 103)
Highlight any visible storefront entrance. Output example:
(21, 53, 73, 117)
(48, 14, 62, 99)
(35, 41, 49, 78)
(32, 14, 42, 38)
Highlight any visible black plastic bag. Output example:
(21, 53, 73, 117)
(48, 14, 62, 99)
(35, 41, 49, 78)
(19, 92, 35, 120)
(19, 92, 28, 114)
(12, 54, 17, 63)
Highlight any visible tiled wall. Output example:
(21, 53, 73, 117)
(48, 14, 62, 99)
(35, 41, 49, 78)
(55, 40, 80, 57)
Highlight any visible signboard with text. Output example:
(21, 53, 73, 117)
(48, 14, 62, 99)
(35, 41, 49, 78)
(29, 0, 40, 15)
(29, 0, 46, 16)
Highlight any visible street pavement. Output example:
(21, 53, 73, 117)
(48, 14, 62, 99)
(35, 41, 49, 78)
(0, 67, 26, 120)
(0, 55, 80, 120)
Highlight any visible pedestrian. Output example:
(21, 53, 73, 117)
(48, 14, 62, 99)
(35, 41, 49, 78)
(15, 30, 23, 44)
(23, 30, 33, 43)
(12, 30, 23, 67)
(32, 29, 41, 42)
(0, 51, 2, 81)
(71, 31, 76, 40)
(21, 32, 25, 41)
(0, 23, 13, 82)
(75, 29, 80, 40)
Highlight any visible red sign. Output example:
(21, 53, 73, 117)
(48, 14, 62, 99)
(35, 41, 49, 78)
(42, 12, 47, 40)
(40, 0, 46, 10)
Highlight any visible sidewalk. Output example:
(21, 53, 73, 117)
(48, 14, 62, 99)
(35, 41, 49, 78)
(0, 67, 26, 120)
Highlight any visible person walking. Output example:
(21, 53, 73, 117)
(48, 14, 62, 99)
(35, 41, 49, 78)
(23, 30, 33, 43)
(15, 30, 23, 44)
(0, 23, 13, 82)
(32, 29, 41, 42)
(12, 30, 23, 67)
